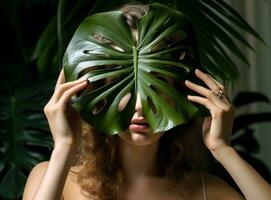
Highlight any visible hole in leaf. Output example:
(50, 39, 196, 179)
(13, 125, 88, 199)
(75, 77, 105, 98)
(77, 66, 121, 94)
(121, 5, 149, 41)
(118, 93, 131, 112)
(149, 84, 176, 109)
(78, 66, 108, 78)
(150, 40, 167, 52)
(83, 50, 91, 54)
(166, 31, 187, 47)
(76, 66, 125, 100)
(151, 30, 188, 53)
(150, 72, 176, 86)
(92, 33, 124, 52)
(161, 92, 176, 108)
(105, 76, 121, 85)
(93, 33, 112, 44)
(147, 96, 157, 116)
(92, 99, 107, 115)
(111, 45, 124, 52)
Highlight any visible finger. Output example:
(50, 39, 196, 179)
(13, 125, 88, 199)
(186, 80, 229, 110)
(187, 95, 229, 118)
(57, 81, 88, 110)
(53, 78, 88, 103)
(187, 95, 213, 111)
(194, 69, 230, 103)
(55, 69, 65, 88)
(208, 76, 230, 100)
(185, 80, 211, 97)
(209, 75, 224, 89)
(195, 69, 222, 92)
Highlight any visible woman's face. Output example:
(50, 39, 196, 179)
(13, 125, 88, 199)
(117, 75, 176, 146)
(118, 93, 165, 146)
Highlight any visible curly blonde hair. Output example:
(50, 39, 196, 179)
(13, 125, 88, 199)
(71, 119, 205, 200)
(70, 3, 207, 200)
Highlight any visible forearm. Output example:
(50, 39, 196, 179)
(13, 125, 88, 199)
(212, 146, 271, 200)
(33, 144, 75, 200)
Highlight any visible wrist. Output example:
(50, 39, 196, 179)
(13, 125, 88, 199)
(211, 145, 236, 162)
(52, 142, 78, 159)
(54, 139, 79, 152)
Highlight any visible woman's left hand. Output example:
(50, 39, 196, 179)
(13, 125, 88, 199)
(185, 69, 235, 154)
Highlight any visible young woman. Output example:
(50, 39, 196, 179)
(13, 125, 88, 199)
(23, 4, 271, 200)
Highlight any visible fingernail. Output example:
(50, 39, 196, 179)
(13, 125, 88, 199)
(80, 80, 88, 85)
(79, 76, 87, 81)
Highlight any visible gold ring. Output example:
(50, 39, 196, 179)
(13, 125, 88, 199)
(214, 89, 225, 99)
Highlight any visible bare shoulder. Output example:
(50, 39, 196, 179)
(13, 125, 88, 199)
(22, 161, 50, 200)
(31, 161, 49, 173)
(201, 171, 245, 200)
(63, 165, 88, 200)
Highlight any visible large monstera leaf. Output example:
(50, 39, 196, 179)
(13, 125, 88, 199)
(63, 3, 204, 135)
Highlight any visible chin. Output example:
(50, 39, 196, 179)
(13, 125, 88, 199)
(118, 129, 165, 146)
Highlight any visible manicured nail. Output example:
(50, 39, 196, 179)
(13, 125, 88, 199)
(80, 81, 88, 86)
(78, 76, 88, 81)
(185, 80, 190, 85)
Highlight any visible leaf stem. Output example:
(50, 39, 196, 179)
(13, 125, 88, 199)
(133, 46, 139, 93)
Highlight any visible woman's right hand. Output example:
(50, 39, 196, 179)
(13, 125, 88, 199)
(44, 69, 88, 151)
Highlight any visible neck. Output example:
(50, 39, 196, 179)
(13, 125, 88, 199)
(118, 139, 161, 184)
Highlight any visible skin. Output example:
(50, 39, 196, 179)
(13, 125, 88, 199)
(22, 69, 271, 200)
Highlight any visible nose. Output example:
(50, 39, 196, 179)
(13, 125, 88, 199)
(135, 93, 143, 114)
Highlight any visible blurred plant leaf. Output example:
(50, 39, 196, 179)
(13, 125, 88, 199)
(232, 91, 271, 133)
(233, 91, 270, 108)
(0, 80, 54, 199)
(33, 0, 97, 76)
(233, 112, 271, 134)
(231, 127, 260, 153)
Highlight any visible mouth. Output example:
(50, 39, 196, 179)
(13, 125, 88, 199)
(129, 118, 150, 132)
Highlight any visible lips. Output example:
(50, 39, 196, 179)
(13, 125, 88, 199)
(129, 117, 150, 132)
(131, 118, 148, 124)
